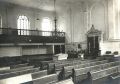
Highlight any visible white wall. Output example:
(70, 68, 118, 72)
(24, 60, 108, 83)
(0, 46, 53, 57)
(100, 41, 120, 55)
(57, 0, 108, 44)
(0, 2, 55, 57)
(1, 0, 120, 56)
(0, 47, 22, 57)
(0, 2, 55, 30)
(57, 2, 87, 43)
(22, 46, 53, 55)
(0, 1, 108, 43)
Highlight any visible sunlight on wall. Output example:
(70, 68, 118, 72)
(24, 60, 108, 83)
(41, 18, 52, 36)
(0, 15, 2, 34)
(0, 15, 2, 28)
(112, 0, 120, 39)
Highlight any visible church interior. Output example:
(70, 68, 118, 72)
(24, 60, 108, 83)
(0, 0, 120, 84)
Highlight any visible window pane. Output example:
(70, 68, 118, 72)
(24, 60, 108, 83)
(17, 15, 30, 35)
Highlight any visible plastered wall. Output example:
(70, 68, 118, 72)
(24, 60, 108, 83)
(1, 0, 120, 56)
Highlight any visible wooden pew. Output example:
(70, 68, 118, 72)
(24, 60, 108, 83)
(61, 60, 108, 79)
(23, 74, 58, 84)
(89, 65, 120, 84)
(47, 59, 101, 74)
(72, 61, 120, 84)
(54, 78, 74, 84)
(47, 63, 55, 74)
(10, 63, 28, 69)
(0, 67, 40, 79)
(32, 59, 91, 71)
(0, 74, 32, 84)
(0, 66, 34, 74)
(47, 60, 82, 74)
(32, 70, 47, 79)
(109, 72, 120, 84)
(29, 60, 52, 70)
(0, 67, 10, 71)
(33, 74, 58, 84)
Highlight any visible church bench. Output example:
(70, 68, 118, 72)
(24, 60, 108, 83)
(23, 74, 58, 84)
(47, 60, 81, 74)
(33, 74, 58, 84)
(33, 59, 88, 71)
(32, 70, 47, 79)
(88, 65, 120, 84)
(54, 78, 74, 84)
(0, 66, 34, 74)
(47, 59, 97, 74)
(110, 73, 120, 79)
(29, 60, 52, 70)
(61, 60, 108, 79)
(109, 72, 120, 84)
(53, 58, 100, 66)
(40, 60, 56, 70)
(47, 63, 55, 74)
(0, 67, 40, 79)
(72, 61, 120, 84)
(10, 63, 29, 69)
(0, 67, 10, 71)
(0, 74, 32, 84)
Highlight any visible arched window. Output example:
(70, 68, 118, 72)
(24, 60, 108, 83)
(41, 18, 52, 36)
(17, 15, 30, 35)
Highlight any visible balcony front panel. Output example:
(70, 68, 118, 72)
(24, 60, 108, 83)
(0, 28, 65, 44)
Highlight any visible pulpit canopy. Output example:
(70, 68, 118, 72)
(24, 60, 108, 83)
(87, 25, 101, 37)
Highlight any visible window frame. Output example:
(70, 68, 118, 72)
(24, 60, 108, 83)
(17, 15, 30, 35)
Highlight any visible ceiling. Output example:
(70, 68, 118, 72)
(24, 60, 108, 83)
(0, 0, 101, 11)
(0, 0, 89, 11)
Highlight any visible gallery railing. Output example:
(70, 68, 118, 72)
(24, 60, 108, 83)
(0, 28, 65, 43)
(0, 28, 65, 37)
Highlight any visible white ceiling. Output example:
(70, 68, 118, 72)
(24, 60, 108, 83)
(0, 0, 88, 11)
(0, 0, 100, 11)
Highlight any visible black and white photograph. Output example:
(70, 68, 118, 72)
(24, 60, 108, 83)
(0, 0, 120, 84)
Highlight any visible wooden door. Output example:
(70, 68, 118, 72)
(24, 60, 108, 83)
(54, 45, 61, 54)
(87, 36, 99, 59)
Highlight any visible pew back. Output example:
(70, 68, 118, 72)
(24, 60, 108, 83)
(62, 60, 108, 79)
(0, 74, 32, 84)
(10, 63, 28, 69)
(33, 74, 58, 84)
(91, 65, 120, 80)
(32, 70, 47, 79)
(64, 60, 108, 72)
(75, 61, 120, 76)
(0, 67, 10, 71)
(0, 66, 34, 74)
(0, 67, 40, 79)
(88, 65, 120, 84)
(54, 78, 74, 84)
(47, 59, 102, 74)
(72, 61, 120, 83)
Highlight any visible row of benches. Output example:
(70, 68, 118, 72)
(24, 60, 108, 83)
(0, 65, 74, 84)
(0, 59, 77, 84)
(0, 58, 120, 84)
(46, 59, 120, 84)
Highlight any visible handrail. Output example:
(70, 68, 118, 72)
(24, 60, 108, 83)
(0, 28, 65, 37)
